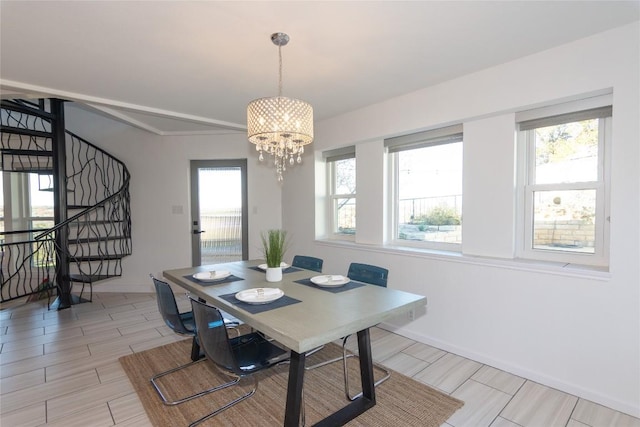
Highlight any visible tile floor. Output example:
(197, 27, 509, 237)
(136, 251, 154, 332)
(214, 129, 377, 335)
(0, 292, 638, 427)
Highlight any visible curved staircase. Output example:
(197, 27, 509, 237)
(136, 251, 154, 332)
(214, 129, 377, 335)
(0, 99, 131, 309)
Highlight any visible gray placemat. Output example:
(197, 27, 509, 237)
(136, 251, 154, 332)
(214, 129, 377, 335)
(294, 278, 366, 293)
(248, 265, 303, 274)
(218, 292, 302, 314)
(183, 274, 245, 286)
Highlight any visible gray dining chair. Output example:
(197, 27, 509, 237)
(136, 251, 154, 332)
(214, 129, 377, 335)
(292, 255, 323, 273)
(149, 274, 241, 405)
(188, 298, 290, 426)
(307, 262, 391, 401)
(150, 275, 219, 405)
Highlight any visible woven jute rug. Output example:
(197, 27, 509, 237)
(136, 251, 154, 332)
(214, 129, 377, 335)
(119, 338, 463, 426)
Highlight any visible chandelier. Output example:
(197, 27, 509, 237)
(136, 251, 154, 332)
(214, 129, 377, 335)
(247, 32, 314, 182)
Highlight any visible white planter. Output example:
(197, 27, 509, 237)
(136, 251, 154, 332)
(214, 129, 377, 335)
(265, 267, 283, 282)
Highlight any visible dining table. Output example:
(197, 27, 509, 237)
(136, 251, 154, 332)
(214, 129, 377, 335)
(163, 259, 427, 427)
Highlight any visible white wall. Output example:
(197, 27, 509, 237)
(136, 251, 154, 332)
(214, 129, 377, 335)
(62, 21, 639, 417)
(283, 22, 640, 416)
(64, 106, 284, 293)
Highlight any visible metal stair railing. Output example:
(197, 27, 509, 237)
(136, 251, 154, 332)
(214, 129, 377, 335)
(0, 230, 57, 308)
(1, 99, 132, 306)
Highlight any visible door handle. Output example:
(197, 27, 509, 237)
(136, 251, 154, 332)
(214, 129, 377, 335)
(193, 230, 205, 234)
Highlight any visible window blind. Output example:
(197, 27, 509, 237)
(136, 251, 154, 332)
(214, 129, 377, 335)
(384, 124, 463, 153)
(518, 106, 612, 131)
(323, 146, 355, 162)
(516, 93, 613, 130)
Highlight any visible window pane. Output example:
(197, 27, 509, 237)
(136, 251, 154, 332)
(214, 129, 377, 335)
(334, 198, 355, 235)
(334, 158, 356, 195)
(0, 174, 3, 238)
(198, 167, 243, 264)
(397, 142, 462, 244)
(534, 119, 598, 184)
(29, 174, 54, 226)
(532, 189, 596, 254)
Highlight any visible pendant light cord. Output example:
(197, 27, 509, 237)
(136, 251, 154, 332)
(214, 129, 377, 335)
(278, 44, 283, 97)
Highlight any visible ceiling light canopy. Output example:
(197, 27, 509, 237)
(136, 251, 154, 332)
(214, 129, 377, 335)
(247, 32, 314, 182)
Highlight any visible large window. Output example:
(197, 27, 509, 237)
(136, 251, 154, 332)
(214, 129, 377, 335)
(517, 101, 611, 266)
(386, 125, 463, 250)
(325, 147, 356, 239)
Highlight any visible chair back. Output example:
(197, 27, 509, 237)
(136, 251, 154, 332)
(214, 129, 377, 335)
(292, 255, 323, 273)
(191, 298, 288, 376)
(347, 263, 388, 287)
(190, 298, 240, 373)
(151, 275, 192, 335)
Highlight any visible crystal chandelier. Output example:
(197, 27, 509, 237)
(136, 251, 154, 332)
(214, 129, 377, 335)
(247, 33, 314, 182)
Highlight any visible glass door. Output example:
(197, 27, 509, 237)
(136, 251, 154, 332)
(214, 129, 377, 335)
(190, 160, 248, 266)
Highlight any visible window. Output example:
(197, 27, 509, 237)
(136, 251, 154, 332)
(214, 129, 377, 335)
(517, 100, 611, 266)
(29, 173, 54, 233)
(325, 146, 356, 239)
(386, 125, 463, 250)
(0, 172, 53, 236)
(0, 174, 3, 239)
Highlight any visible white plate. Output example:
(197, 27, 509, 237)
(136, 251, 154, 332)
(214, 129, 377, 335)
(310, 275, 350, 287)
(192, 270, 231, 282)
(235, 288, 284, 305)
(257, 262, 290, 270)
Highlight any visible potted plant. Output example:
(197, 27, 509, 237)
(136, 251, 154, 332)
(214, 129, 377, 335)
(261, 229, 288, 282)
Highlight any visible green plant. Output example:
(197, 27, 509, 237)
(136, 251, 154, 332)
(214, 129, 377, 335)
(261, 229, 289, 268)
(415, 206, 461, 226)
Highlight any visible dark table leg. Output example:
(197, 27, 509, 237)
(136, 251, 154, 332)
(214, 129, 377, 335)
(356, 328, 376, 403)
(284, 350, 306, 427)
(311, 328, 376, 427)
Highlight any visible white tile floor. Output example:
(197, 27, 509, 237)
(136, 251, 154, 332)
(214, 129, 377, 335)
(1, 292, 638, 427)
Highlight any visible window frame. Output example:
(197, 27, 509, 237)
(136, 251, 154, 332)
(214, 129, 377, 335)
(516, 103, 611, 267)
(385, 125, 464, 252)
(324, 147, 356, 241)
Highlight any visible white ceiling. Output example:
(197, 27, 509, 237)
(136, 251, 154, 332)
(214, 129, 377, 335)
(1, 1, 638, 135)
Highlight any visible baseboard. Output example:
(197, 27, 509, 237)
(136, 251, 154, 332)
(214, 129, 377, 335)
(379, 322, 640, 419)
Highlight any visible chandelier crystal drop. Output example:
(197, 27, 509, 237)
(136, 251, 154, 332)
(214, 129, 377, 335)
(247, 33, 313, 182)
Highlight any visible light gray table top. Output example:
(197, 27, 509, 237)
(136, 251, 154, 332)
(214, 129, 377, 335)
(163, 260, 427, 354)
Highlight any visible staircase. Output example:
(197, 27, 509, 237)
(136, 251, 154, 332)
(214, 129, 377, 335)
(0, 99, 132, 308)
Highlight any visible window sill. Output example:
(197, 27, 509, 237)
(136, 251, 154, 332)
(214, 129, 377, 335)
(315, 239, 611, 281)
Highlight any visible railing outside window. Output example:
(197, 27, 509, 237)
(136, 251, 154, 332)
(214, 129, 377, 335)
(199, 209, 242, 264)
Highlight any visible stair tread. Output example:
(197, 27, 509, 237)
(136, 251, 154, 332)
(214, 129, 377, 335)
(68, 220, 125, 225)
(69, 274, 119, 283)
(1, 100, 56, 120)
(0, 127, 53, 138)
(1, 148, 54, 156)
(39, 188, 74, 192)
(67, 236, 128, 243)
(67, 205, 104, 210)
(7, 168, 54, 174)
(70, 254, 124, 261)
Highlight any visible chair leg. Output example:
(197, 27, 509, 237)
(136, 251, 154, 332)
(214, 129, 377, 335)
(304, 345, 324, 357)
(188, 375, 258, 427)
(343, 337, 391, 401)
(306, 335, 391, 401)
(150, 358, 240, 406)
(305, 336, 356, 370)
